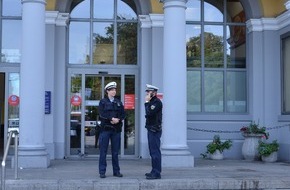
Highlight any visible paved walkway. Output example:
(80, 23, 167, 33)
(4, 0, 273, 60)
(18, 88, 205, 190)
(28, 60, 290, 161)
(2, 158, 290, 190)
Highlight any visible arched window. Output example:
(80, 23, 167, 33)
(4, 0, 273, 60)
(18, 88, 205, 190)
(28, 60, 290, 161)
(69, 0, 138, 65)
(0, 0, 22, 63)
(186, 0, 246, 113)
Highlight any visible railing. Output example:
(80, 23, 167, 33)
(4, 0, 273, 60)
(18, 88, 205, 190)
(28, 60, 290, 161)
(1, 130, 19, 190)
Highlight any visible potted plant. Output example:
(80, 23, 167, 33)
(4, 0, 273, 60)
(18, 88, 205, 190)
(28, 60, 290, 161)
(240, 121, 269, 139)
(240, 121, 269, 161)
(258, 140, 279, 162)
(201, 135, 232, 160)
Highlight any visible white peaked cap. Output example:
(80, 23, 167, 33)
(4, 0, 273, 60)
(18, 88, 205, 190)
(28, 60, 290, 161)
(105, 81, 117, 90)
(145, 84, 159, 91)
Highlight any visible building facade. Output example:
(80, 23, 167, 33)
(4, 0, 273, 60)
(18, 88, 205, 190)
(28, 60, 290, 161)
(1, 0, 290, 168)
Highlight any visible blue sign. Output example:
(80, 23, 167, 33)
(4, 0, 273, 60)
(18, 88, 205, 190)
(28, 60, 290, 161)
(45, 91, 51, 114)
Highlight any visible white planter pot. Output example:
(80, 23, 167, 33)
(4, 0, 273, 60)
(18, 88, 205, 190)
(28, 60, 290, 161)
(261, 152, 278, 162)
(242, 133, 263, 161)
(210, 150, 224, 160)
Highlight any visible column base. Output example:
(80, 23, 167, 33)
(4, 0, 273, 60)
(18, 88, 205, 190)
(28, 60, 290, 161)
(162, 148, 194, 167)
(15, 146, 50, 168)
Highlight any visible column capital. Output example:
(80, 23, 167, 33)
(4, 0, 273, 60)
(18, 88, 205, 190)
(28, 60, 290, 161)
(159, 0, 188, 4)
(22, 0, 46, 5)
(285, 0, 290, 10)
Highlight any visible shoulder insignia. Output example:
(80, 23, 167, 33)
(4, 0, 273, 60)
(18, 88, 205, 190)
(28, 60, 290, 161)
(151, 105, 155, 110)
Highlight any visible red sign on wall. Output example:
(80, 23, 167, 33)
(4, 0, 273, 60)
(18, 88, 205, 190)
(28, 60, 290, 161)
(8, 95, 20, 106)
(124, 94, 135, 110)
(71, 95, 82, 106)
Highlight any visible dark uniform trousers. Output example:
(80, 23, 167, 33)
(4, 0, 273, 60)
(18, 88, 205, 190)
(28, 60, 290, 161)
(99, 130, 121, 175)
(147, 130, 162, 176)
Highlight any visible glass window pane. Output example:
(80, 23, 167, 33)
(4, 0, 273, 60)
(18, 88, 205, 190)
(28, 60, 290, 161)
(8, 73, 20, 134)
(1, 20, 21, 63)
(2, 0, 21, 16)
(186, 0, 201, 21)
(117, 0, 137, 20)
(282, 36, 290, 113)
(93, 22, 114, 65)
(204, 1, 223, 22)
(94, 0, 114, 19)
(204, 25, 224, 68)
(226, 1, 244, 23)
(226, 25, 246, 68)
(70, 74, 82, 154)
(124, 75, 135, 155)
(186, 25, 201, 68)
(227, 71, 246, 113)
(204, 71, 223, 112)
(117, 22, 137, 65)
(187, 70, 201, 112)
(69, 22, 90, 64)
(70, 0, 90, 18)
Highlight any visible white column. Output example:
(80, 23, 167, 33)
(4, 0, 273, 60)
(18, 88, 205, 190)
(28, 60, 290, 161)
(161, 0, 194, 167)
(285, 0, 290, 10)
(19, 0, 50, 168)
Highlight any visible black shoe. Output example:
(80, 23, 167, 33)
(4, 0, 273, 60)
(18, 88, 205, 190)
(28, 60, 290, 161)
(100, 174, 106, 178)
(146, 174, 161, 180)
(113, 173, 123, 177)
(145, 173, 151, 177)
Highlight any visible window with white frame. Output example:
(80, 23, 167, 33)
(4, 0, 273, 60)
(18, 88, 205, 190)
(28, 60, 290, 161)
(0, 0, 22, 63)
(282, 34, 290, 114)
(186, 0, 247, 113)
(69, 0, 138, 65)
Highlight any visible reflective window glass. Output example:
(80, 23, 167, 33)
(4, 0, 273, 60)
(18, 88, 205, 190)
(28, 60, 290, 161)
(186, 0, 247, 113)
(187, 71, 201, 112)
(204, 71, 223, 112)
(226, 25, 246, 68)
(2, 0, 21, 16)
(186, 25, 201, 67)
(204, 1, 223, 22)
(94, 0, 114, 19)
(69, 0, 138, 65)
(69, 22, 90, 64)
(117, 0, 137, 20)
(93, 22, 114, 65)
(1, 20, 21, 63)
(186, 0, 201, 21)
(282, 36, 290, 114)
(70, 0, 90, 18)
(117, 22, 137, 64)
(204, 25, 224, 68)
(227, 71, 246, 112)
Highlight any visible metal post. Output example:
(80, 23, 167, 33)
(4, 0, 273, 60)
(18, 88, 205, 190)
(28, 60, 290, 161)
(14, 132, 19, 179)
(1, 132, 13, 190)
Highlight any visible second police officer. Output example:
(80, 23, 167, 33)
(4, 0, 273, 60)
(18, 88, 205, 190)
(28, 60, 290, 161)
(144, 84, 163, 180)
(98, 81, 125, 178)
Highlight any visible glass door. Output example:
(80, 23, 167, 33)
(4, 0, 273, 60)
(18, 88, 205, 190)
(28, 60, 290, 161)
(69, 72, 137, 157)
(0, 71, 20, 158)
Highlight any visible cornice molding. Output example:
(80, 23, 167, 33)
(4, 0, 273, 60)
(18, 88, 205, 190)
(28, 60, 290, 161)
(45, 11, 69, 26)
(139, 14, 164, 28)
(247, 9, 290, 32)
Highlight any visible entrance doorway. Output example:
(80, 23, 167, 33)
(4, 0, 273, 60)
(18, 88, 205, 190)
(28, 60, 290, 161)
(68, 70, 137, 158)
(0, 73, 4, 157)
(0, 71, 20, 158)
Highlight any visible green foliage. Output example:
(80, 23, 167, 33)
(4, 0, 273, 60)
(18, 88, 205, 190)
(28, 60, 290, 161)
(258, 140, 279, 156)
(201, 135, 232, 157)
(240, 121, 269, 139)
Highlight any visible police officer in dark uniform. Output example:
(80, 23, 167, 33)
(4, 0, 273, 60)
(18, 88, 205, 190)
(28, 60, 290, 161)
(98, 81, 125, 178)
(144, 84, 163, 180)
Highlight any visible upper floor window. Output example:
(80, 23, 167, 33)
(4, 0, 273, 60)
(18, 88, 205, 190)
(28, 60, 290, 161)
(0, 0, 22, 63)
(69, 0, 138, 65)
(282, 34, 290, 114)
(186, 0, 247, 113)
